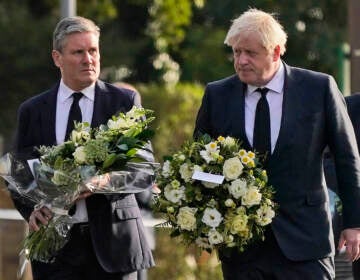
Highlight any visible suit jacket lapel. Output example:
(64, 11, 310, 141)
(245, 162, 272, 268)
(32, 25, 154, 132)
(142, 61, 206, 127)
(269, 63, 302, 162)
(229, 76, 252, 150)
(91, 80, 110, 128)
(41, 84, 58, 146)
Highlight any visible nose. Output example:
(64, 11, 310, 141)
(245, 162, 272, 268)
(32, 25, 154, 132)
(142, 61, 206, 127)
(83, 52, 93, 63)
(235, 53, 248, 65)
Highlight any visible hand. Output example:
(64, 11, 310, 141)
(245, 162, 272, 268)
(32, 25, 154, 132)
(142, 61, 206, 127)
(28, 206, 53, 232)
(152, 183, 161, 194)
(74, 190, 93, 201)
(338, 228, 360, 261)
(86, 174, 111, 191)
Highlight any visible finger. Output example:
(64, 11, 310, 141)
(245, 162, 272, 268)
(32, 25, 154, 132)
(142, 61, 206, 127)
(33, 210, 49, 225)
(338, 235, 345, 251)
(346, 244, 353, 261)
(40, 207, 53, 220)
(28, 214, 40, 232)
(353, 245, 360, 261)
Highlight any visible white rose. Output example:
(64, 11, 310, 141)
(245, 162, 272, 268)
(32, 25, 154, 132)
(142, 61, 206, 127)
(242, 186, 262, 207)
(73, 146, 87, 164)
(161, 160, 172, 178)
(202, 207, 223, 228)
(164, 184, 185, 204)
(177, 206, 197, 231)
(179, 163, 193, 182)
(208, 229, 224, 245)
(228, 178, 247, 199)
(223, 157, 243, 180)
(227, 213, 248, 235)
(255, 204, 275, 226)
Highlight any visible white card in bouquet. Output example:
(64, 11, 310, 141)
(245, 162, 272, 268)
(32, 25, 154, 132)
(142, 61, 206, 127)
(192, 170, 224, 184)
(27, 158, 40, 177)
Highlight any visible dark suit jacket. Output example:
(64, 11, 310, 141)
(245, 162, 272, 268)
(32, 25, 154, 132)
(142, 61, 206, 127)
(12, 80, 155, 273)
(194, 62, 360, 261)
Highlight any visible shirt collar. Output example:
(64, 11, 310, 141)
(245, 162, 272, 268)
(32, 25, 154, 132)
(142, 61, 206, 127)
(248, 62, 285, 95)
(58, 79, 96, 103)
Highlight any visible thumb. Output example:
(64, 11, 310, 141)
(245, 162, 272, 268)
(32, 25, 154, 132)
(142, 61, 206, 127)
(338, 232, 346, 251)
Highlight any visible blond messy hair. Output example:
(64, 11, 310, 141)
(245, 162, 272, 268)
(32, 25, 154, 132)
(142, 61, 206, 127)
(224, 8, 287, 55)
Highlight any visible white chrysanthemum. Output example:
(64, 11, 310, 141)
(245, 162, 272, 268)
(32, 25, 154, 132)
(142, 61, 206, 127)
(242, 186, 262, 207)
(73, 146, 87, 164)
(164, 184, 185, 204)
(223, 136, 236, 147)
(161, 160, 172, 178)
(179, 163, 193, 182)
(202, 207, 223, 228)
(223, 157, 243, 180)
(107, 118, 129, 130)
(177, 206, 197, 231)
(255, 204, 275, 226)
(228, 178, 247, 199)
(208, 229, 224, 245)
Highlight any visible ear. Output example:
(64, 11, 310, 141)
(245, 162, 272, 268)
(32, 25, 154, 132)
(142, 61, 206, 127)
(52, 50, 61, 68)
(273, 45, 281, 61)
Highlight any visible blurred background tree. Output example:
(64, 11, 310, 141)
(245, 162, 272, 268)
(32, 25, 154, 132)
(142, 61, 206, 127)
(0, 1, 349, 278)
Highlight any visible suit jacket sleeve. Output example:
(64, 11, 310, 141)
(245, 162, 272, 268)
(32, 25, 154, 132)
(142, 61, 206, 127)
(325, 77, 360, 229)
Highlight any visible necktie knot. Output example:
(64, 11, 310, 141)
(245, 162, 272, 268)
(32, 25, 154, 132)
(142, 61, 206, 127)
(65, 92, 83, 140)
(256, 87, 269, 98)
(72, 92, 83, 102)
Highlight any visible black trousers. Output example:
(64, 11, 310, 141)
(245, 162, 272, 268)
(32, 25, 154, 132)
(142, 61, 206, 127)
(220, 229, 334, 280)
(31, 223, 137, 280)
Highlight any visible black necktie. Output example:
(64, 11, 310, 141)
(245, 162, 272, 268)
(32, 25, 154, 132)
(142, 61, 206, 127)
(65, 92, 83, 140)
(253, 87, 271, 159)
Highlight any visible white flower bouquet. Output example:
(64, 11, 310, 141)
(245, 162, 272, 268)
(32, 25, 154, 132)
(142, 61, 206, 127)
(0, 106, 158, 262)
(154, 134, 276, 253)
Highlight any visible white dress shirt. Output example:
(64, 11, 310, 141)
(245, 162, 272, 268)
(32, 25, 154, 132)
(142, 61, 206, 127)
(245, 62, 285, 153)
(55, 80, 95, 222)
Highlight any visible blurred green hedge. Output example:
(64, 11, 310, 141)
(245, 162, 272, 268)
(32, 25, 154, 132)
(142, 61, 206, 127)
(137, 82, 204, 161)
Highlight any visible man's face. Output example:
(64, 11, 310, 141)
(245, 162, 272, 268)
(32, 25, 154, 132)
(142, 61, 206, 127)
(52, 32, 100, 91)
(232, 32, 280, 87)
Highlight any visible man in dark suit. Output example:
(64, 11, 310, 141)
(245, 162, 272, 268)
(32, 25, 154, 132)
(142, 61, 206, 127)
(345, 93, 360, 280)
(11, 16, 154, 280)
(194, 8, 360, 279)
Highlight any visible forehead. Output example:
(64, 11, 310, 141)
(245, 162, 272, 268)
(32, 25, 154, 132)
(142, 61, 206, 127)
(232, 32, 265, 51)
(63, 32, 99, 49)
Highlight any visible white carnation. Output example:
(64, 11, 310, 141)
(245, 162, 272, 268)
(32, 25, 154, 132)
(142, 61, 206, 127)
(164, 184, 185, 204)
(202, 207, 223, 228)
(208, 229, 224, 245)
(255, 204, 275, 226)
(228, 179, 247, 199)
(179, 163, 193, 182)
(161, 160, 172, 178)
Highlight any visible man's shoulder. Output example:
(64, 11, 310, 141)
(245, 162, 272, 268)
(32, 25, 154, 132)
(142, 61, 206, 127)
(207, 74, 240, 88)
(19, 85, 58, 111)
(96, 80, 135, 99)
(286, 64, 330, 81)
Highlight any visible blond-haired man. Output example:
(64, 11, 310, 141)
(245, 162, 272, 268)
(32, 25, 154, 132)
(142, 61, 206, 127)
(194, 8, 360, 279)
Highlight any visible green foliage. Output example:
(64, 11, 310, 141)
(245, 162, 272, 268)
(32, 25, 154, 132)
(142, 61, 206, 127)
(136, 82, 204, 160)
